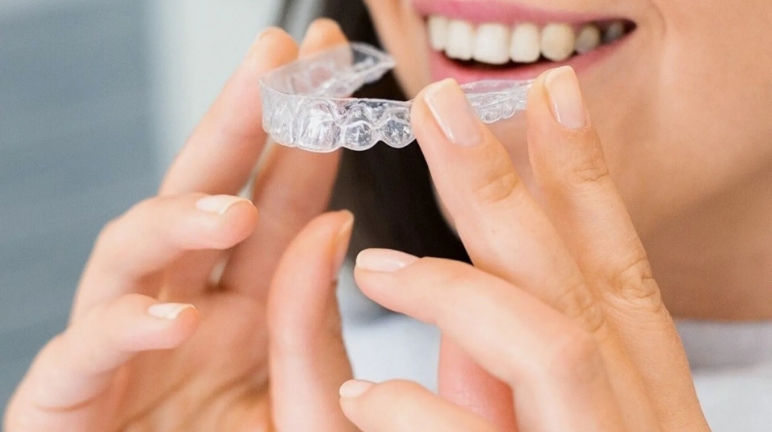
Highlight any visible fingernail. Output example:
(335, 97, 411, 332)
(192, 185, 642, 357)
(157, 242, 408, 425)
(252, 27, 281, 49)
(356, 249, 418, 273)
(306, 18, 342, 38)
(545, 66, 586, 129)
(333, 211, 355, 275)
(246, 27, 283, 61)
(339, 380, 375, 398)
(148, 303, 195, 320)
(196, 195, 250, 215)
(424, 79, 483, 146)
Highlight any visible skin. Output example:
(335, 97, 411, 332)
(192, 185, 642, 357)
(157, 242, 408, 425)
(6, 0, 772, 428)
(362, 0, 772, 320)
(4, 21, 359, 432)
(342, 72, 711, 430)
(352, 2, 771, 428)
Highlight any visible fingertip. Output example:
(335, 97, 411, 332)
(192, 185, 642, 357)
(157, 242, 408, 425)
(338, 380, 375, 425)
(409, 80, 450, 145)
(210, 199, 259, 248)
(86, 295, 199, 353)
(527, 66, 589, 131)
(246, 27, 299, 70)
(157, 304, 200, 348)
(251, 26, 295, 51)
(339, 379, 375, 399)
(142, 301, 200, 347)
(306, 18, 345, 40)
(300, 18, 348, 55)
(254, 26, 286, 44)
(146, 302, 196, 320)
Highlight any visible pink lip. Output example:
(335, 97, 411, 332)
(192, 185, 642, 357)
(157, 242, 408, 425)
(429, 37, 630, 83)
(411, 0, 621, 25)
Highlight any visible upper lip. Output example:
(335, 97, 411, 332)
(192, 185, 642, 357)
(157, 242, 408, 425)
(411, 0, 628, 25)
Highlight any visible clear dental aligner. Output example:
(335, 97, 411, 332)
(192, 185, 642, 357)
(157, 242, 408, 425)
(260, 42, 532, 153)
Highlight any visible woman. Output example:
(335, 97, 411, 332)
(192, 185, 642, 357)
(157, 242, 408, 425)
(5, 0, 772, 430)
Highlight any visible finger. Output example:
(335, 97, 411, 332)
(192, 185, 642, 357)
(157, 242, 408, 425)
(158, 29, 298, 292)
(438, 341, 518, 430)
(268, 211, 356, 432)
(220, 19, 347, 300)
(411, 79, 659, 430)
(6, 295, 198, 432)
(73, 194, 257, 320)
(339, 380, 498, 432)
(412, 79, 605, 331)
(525, 66, 703, 427)
(411, 78, 604, 429)
(159, 28, 298, 196)
(355, 252, 628, 432)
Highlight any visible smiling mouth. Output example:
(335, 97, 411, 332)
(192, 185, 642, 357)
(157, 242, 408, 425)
(413, 0, 636, 79)
(428, 17, 635, 67)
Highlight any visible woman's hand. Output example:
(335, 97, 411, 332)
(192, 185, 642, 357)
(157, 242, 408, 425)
(344, 68, 711, 431)
(4, 20, 358, 432)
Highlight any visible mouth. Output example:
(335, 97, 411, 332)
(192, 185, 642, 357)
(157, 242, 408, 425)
(414, 0, 636, 82)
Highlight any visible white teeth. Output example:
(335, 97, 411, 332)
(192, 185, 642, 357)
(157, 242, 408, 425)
(575, 25, 601, 54)
(428, 16, 449, 51)
(541, 23, 575, 61)
(603, 21, 626, 43)
(446, 19, 476, 60)
(510, 23, 541, 63)
(428, 15, 628, 65)
(474, 23, 511, 65)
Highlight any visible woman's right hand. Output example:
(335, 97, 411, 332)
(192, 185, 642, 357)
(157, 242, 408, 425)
(4, 20, 358, 432)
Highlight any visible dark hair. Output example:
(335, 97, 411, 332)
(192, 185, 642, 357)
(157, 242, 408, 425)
(282, 0, 469, 262)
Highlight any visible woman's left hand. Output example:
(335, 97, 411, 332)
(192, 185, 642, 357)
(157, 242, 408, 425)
(341, 67, 711, 432)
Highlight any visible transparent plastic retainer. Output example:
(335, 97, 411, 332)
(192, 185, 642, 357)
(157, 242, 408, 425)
(260, 43, 532, 153)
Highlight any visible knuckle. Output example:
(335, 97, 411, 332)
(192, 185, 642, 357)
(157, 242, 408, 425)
(564, 137, 610, 187)
(608, 255, 664, 314)
(407, 258, 486, 324)
(429, 258, 475, 285)
(541, 330, 604, 383)
(425, 260, 480, 299)
(554, 281, 606, 334)
(472, 161, 522, 206)
(94, 198, 156, 255)
(570, 158, 609, 186)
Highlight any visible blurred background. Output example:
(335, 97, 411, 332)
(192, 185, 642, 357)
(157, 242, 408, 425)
(0, 0, 321, 407)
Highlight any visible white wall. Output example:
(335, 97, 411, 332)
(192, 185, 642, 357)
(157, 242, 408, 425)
(148, 0, 282, 167)
(148, 0, 320, 168)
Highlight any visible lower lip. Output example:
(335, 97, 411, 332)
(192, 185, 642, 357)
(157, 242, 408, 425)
(429, 35, 631, 83)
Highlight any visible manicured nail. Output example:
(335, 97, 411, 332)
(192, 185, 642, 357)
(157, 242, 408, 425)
(333, 211, 355, 275)
(196, 195, 249, 215)
(148, 303, 195, 320)
(339, 380, 375, 398)
(545, 66, 586, 129)
(356, 249, 419, 273)
(424, 79, 483, 146)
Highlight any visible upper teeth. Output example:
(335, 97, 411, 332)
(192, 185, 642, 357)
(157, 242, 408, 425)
(427, 16, 627, 65)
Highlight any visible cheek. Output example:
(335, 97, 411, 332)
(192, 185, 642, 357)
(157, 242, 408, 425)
(363, 0, 433, 97)
(640, 1, 772, 223)
(593, 0, 772, 235)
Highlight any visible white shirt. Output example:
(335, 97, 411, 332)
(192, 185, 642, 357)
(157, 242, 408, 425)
(337, 264, 772, 431)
